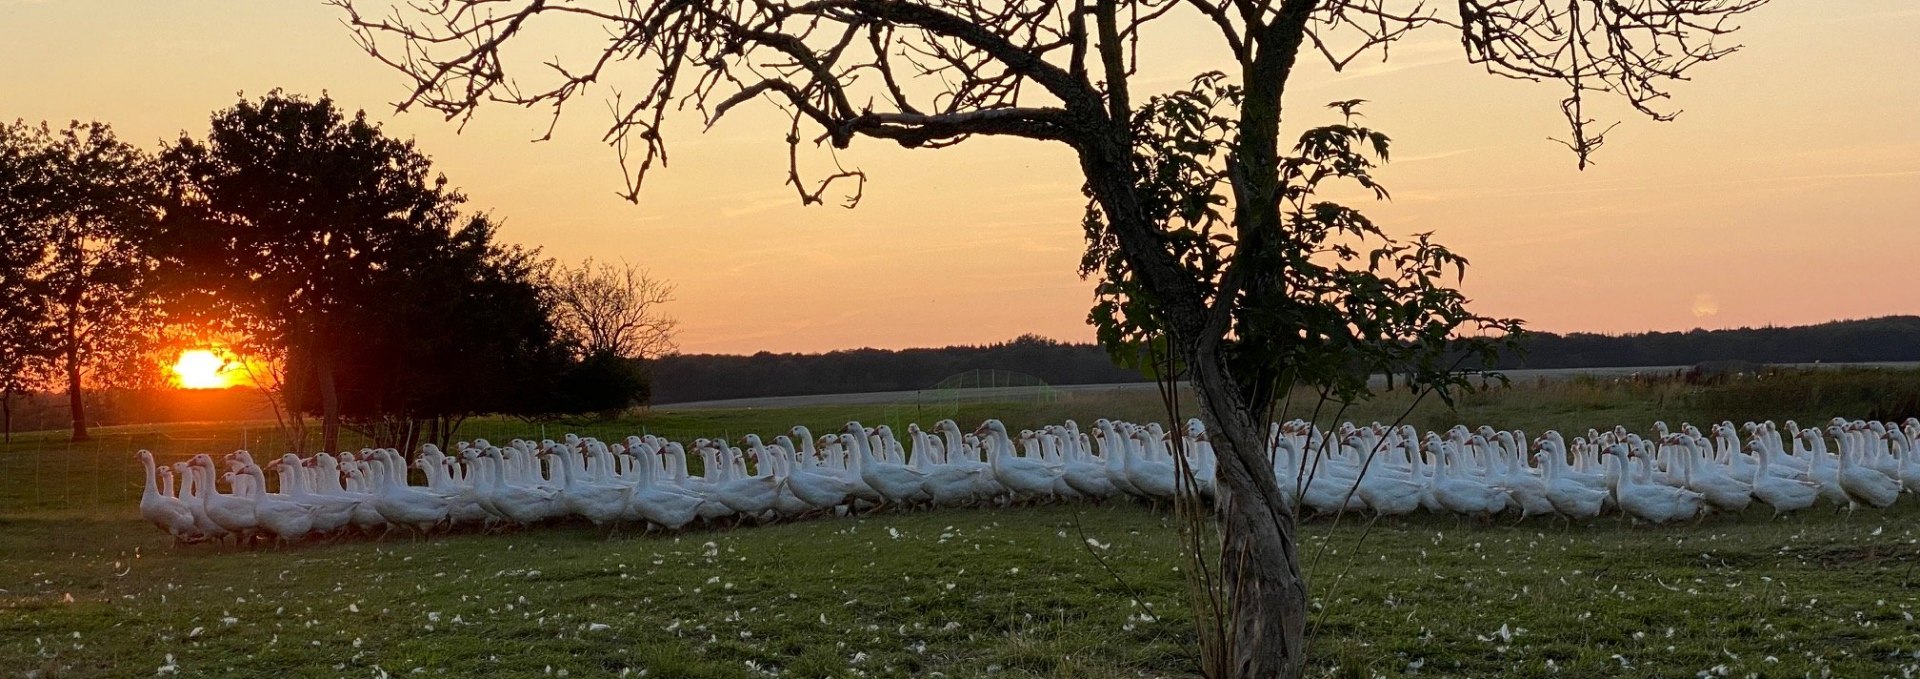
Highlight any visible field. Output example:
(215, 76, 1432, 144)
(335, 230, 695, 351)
(4, 370, 1920, 678)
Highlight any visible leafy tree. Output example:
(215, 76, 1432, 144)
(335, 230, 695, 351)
(553, 350, 654, 417)
(328, 214, 576, 449)
(0, 121, 163, 442)
(158, 92, 471, 452)
(335, 0, 1770, 674)
(0, 122, 57, 442)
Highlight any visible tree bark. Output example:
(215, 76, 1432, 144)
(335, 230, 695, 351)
(1189, 348, 1308, 678)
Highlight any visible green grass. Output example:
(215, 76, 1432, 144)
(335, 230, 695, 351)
(5, 372, 1920, 677)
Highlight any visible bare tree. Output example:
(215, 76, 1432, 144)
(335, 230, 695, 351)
(545, 259, 679, 360)
(335, 0, 1768, 675)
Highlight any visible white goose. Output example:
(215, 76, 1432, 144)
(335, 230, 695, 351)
(847, 421, 929, 508)
(248, 462, 314, 544)
(369, 449, 452, 536)
(771, 434, 855, 510)
(1746, 441, 1819, 516)
(1830, 425, 1900, 510)
(1608, 445, 1705, 524)
(195, 454, 260, 541)
(138, 451, 198, 542)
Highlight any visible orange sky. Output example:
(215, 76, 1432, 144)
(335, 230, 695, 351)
(3, 2, 1915, 354)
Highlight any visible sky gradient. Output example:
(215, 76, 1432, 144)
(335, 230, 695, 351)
(4, 1, 1915, 354)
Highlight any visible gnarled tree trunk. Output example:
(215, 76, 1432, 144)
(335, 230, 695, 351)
(1190, 351, 1308, 677)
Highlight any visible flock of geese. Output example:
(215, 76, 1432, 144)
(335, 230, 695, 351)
(138, 416, 1920, 544)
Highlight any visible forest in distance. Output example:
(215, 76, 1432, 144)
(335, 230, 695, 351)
(649, 316, 1920, 403)
(4, 316, 1915, 431)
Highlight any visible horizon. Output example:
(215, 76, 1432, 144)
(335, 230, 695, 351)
(4, 2, 1916, 355)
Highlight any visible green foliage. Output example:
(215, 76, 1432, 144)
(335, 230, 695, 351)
(1082, 74, 1523, 405)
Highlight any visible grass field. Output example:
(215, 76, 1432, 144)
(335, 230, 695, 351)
(5, 370, 1920, 678)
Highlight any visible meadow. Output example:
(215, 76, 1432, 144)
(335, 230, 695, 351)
(4, 369, 1920, 678)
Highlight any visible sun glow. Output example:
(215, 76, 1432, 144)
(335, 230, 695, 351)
(171, 349, 234, 389)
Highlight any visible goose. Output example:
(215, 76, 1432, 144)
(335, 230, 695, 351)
(1674, 436, 1752, 512)
(771, 434, 855, 510)
(1349, 439, 1423, 516)
(623, 446, 706, 530)
(1427, 442, 1506, 518)
(847, 421, 929, 508)
(480, 448, 565, 526)
(176, 461, 230, 542)
(248, 462, 315, 544)
(280, 454, 356, 535)
(1799, 430, 1853, 508)
(195, 454, 260, 542)
(797, 426, 883, 504)
(1120, 425, 1178, 501)
(1097, 420, 1147, 499)
(1746, 441, 1820, 516)
(544, 444, 630, 526)
(1831, 425, 1900, 510)
(1537, 449, 1607, 521)
(1608, 446, 1705, 524)
(138, 451, 198, 542)
(912, 425, 989, 506)
(720, 436, 794, 517)
(316, 454, 388, 535)
(422, 453, 491, 527)
(369, 449, 453, 537)
(1057, 430, 1118, 500)
(977, 420, 1061, 501)
(1495, 438, 1556, 519)
(1890, 428, 1920, 494)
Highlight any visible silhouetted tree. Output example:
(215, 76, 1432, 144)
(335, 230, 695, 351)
(544, 259, 679, 363)
(0, 122, 57, 442)
(158, 92, 470, 452)
(336, 0, 1770, 674)
(328, 214, 577, 449)
(0, 121, 163, 442)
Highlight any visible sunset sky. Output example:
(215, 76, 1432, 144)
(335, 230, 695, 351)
(4, 1, 1915, 355)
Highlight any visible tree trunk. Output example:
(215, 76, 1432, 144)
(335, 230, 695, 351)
(3, 387, 12, 444)
(317, 350, 341, 453)
(65, 328, 88, 443)
(1072, 106, 1308, 678)
(1189, 347, 1308, 678)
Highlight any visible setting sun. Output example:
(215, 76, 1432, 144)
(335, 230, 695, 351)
(171, 349, 233, 389)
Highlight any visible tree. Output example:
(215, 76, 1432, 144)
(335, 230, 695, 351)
(335, 0, 1768, 675)
(544, 259, 679, 361)
(158, 92, 472, 453)
(0, 121, 163, 442)
(328, 214, 577, 450)
(0, 122, 57, 443)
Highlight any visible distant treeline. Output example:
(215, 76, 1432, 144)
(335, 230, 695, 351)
(651, 335, 1146, 403)
(1499, 316, 1920, 369)
(650, 317, 1920, 404)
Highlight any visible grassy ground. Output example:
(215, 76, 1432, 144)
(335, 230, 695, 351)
(5, 371, 1920, 677)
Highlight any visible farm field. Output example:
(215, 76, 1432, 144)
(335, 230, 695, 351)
(4, 370, 1920, 678)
